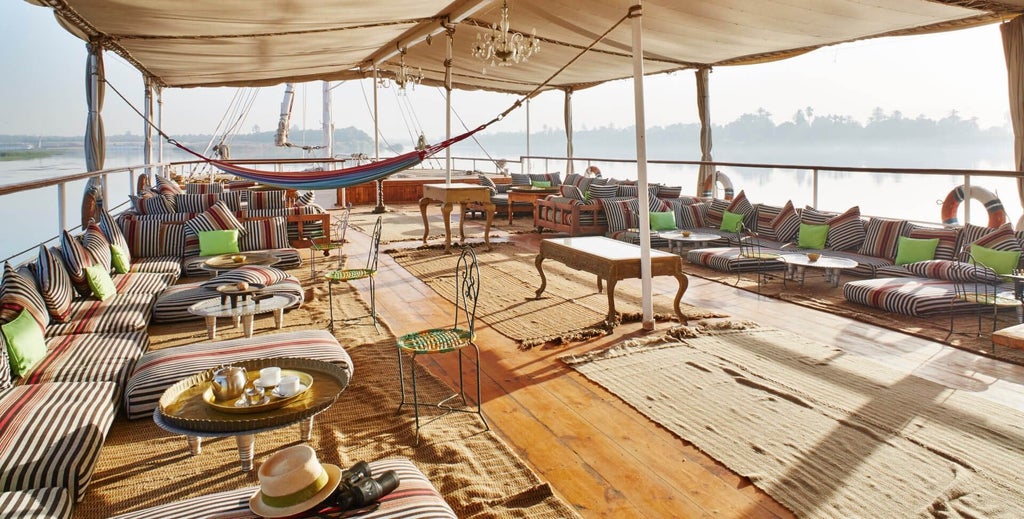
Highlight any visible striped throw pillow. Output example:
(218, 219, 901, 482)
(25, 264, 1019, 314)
(478, 175, 498, 195)
(510, 173, 531, 186)
(657, 185, 682, 199)
(857, 218, 909, 260)
(296, 191, 316, 205)
(754, 203, 784, 240)
(130, 194, 174, 215)
(82, 223, 113, 273)
(907, 226, 959, 261)
(155, 175, 184, 193)
(705, 198, 731, 229)
(601, 198, 638, 232)
(122, 220, 185, 259)
(770, 201, 801, 243)
(588, 183, 619, 199)
(239, 217, 289, 251)
(36, 245, 74, 323)
(98, 208, 132, 266)
(617, 184, 639, 198)
(825, 206, 866, 251)
(59, 230, 94, 297)
(185, 182, 224, 195)
(250, 190, 288, 210)
(0, 262, 50, 332)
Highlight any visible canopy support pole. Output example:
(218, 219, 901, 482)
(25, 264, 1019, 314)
(696, 67, 714, 197)
(630, 3, 654, 330)
(373, 67, 385, 214)
(156, 84, 163, 167)
(445, 24, 455, 184)
(564, 87, 574, 176)
(144, 76, 153, 181)
(526, 97, 531, 173)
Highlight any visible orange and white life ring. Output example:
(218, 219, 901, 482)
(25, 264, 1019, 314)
(940, 185, 1007, 228)
(585, 165, 601, 177)
(701, 170, 734, 200)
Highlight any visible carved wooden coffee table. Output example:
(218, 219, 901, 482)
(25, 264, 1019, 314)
(419, 183, 495, 253)
(534, 236, 689, 325)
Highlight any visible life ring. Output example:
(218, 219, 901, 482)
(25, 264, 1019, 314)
(940, 185, 1007, 228)
(585, 165, 601, 177)
(701, 170, 734, 200)
(136, 174, 151, 195)
(81, 179, 102, 229)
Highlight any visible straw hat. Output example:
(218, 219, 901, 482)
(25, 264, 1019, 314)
(249, 445, 342, 518)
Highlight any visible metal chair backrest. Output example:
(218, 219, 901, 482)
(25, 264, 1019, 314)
(365, 215, 383, 272)
(332, 203, 352, 244)
(453, 246, 481, 335)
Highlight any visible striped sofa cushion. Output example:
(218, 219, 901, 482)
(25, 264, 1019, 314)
(857, 218, 909, 261)
(247, 205, 327, 243)
(199, 265, 290, 288)
(17, 331, 147, 394)
(600, 198, 637, 232)
(0, 488, 72, 519)
(125, 330, 351, 420)
(45, 293, 154, 337)
(770, 201, 801, 243)
(1, 262, 50, 332)
(754, 203, 784, 240)
(108, 458, 454, 519)
(128, 256, 182, 278)
(704, 198, 730, 228)
(152, 275, 302, 323)
(174, 192, 244, 213)
(0, 382, 117, 501)
(239, 217, 289, 252)
(605, 230, 671, 248)
(657, 185, 683, 199)
(824, 206, 865, 251)
(155, 175, 184, 193)
(59, 230, 94, 297)
(185, 182, 225, 195)
(814, 249, 893, 278)
(295, 190, 316, 205)
(686, 247, 788, 273)
(249, 190, 288, 210)
(98, 208, 132, 266)
(130, 193, 175, 214)
(844, 277, 983, 317)
(529, 172, 562, 186)
(112, 271, 175, 296)
(907, 226, 959, 261)
(182, 202, 248, 257)
(82, 223, 113, 273)
(180, 247, 301, 277)
(588, 183, 618, 199)
(972, 223, 1022, 253)
(121, 220, 185, 259)
(36, 246, 75, 323)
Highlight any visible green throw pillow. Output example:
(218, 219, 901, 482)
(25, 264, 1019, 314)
(85, 264, 117, 301)
(110, 244, 130, 274)
(531, 180, 552, 188)
(894, 236, 939, 265)
(798, 223, 829, 249)
(970, 244, 1021, 275)
(199, 229, 240, 256)
(649, 211, 677, 231)
(1, 309, 47, 377)
(720, 210, 744, 232)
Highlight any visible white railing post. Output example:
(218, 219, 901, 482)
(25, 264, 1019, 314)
(964, 173, 971, 224)
(812, 168, 819, 209)
(57, 183, 67, 232)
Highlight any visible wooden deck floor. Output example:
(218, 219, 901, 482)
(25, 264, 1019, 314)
(341, 220, 1024, 518)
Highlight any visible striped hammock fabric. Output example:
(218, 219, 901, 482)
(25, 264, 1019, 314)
(171, 124, 485, 190)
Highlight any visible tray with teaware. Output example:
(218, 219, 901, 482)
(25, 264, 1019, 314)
(202, 369, 313, 415)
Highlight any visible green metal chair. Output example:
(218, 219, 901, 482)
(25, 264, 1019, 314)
(325, 215, 381, 332)
(396, 246, 488, 443)
(309, 202, 352, 277)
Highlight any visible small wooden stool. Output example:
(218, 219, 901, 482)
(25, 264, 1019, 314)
(992, 323, 1024, 351)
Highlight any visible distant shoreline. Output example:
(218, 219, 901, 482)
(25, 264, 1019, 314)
(0, 149, 63, 161)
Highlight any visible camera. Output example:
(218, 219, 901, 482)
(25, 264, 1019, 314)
(329, 461, 400, 512)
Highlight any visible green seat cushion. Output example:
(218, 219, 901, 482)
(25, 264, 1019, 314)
(720, 210, 744, 233)
(970, 244, 1021, 275)
(85, 264, 118, 301)
(1, 309, 47, 376)
(199, 229, 240, 256)
(649, 211, 677, 231)
(531, 180, 552, 188)
(798, 223, 829, 249)
(894, 236, 939, 265)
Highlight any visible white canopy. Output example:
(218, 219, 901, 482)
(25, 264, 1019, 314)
(27, 0, 1024, 93)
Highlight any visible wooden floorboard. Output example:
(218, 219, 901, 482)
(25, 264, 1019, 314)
(337, 210, 1024, 519)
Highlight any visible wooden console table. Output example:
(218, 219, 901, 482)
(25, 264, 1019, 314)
(419, 183, 495, 253)
(534, 236, 689, 325)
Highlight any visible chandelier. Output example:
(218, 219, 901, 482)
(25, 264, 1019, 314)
(471, 0, 540, 73)
(379, 50, 423, 93)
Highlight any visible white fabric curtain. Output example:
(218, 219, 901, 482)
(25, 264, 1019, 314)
(85, 41, 105, 173)
(564, 87, 574, 175)
(1002, 18, 1024, 226)
(696, 67, 713, 196)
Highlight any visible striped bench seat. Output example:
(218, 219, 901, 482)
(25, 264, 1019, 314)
(686, 246, 790, 273)
(0, 488, 72, 519)
(45, 292, 156, 336)
(182, 248, 302, 277)
(108, 458, 455, 518)
(124, 330, 352, 420)
(128, 255, 182, 279)
(152, 276, 302, 323)
(814, 249, 894, 278)
(843, 277, 984, 317)
(0, 382, 117, 502)
(111, 271, 175, 296)
(16, 331, 147, 398)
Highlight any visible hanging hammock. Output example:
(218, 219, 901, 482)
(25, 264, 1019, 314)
(168, 124, 486, 190)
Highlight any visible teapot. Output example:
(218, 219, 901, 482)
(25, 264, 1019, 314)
(211, 365, 248, 401)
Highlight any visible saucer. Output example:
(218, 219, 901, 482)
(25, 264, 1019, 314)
(234, 396, 270, 408)
(272, 384, 308, 399)
(253, 379, 278, 390)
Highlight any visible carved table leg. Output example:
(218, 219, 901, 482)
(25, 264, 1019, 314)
(534, 254, 548, 298)
(483, 202, 495, 251)
(673, 273, 689, 324)
(241, 314, 254, 337)
(605, 278, 619, 325)
(418, 197, 432, 244)
(441, 202, 454, 253)
(204, 316, 217, 340)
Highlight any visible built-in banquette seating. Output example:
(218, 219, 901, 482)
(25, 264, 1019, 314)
(477, 172, 563, 217)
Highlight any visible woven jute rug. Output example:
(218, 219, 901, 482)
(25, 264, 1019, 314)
(348, 204, 538, 245)
(563, 322, 1024, 518)
(74, 261, 578, 518)
(388, 242, 727, 348)
(685, 261, 1024, 365)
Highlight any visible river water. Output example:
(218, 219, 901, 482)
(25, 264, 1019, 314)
(1, 146, 1018, 263)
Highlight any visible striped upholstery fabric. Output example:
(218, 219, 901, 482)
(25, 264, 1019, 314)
(155, 175, 184, 193)
(657, 185, 683, 199)
(605, 230, 671, 248)
(704, 198, 731, 228)
(152, 276, 302, 322)
(956, 223, 995, 254)
(601, 198, 638, 232)
(185, 182, 224, 195)
(770, 201, 801, 243)
(800, 206, 833, 225)
(0, 382, 117, 501)
(174, 193, 220, 213)
(588, 183, 618, 199)
(971, 223, 1022, 253)
(129, 194, 174, 214)
(200, 266, 290, 288)
(814, 249, 893, 278)
(239, 217, 289, 252)
(726, 191, 755, 226)
(509, 173, 530, 186)
(686, 246, 788, 273)
(857, 218, 909, 260)
(98, 208, 132, 266)
(125, 330, 350, 419)
(1, 262, 50, 331)
(121, 220, 185, 259)
(45, 293, 154, 337)
(59, 230, 94, 297)
(82, 223, 113, 273)
(247, 205, 327, 242)
(907, 226, 959, 261)
(295, 190, 316, 205)
(824, 206, 865, 251)
(181, 247, 301, 277)
(616, 184, 639, 198)
(108, 458, 454, 518)
(844, 277, 983, 317)
(754, 203, 784, 240)
(35, 246, 75, 323)
(249, 190, 287, 210)
(477, 174, 498, 195)
(112, 272, 175, 295)
(16, 331, 147, 394)
(182, 202, 248, 257)
(672, 201, 706, 230)
(0, 488, 72, 519)
(873, 264, 918, 278)
(529, 172, 562, 186)
(559, 186, 586, 201)
(127, 256, 182, 278)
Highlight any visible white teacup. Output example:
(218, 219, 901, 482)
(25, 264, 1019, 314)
(258, 367, 281, 387)
(277, 375, 301, 397)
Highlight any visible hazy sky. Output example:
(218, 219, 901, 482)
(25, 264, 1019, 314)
(2, 1, 1013, 147)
